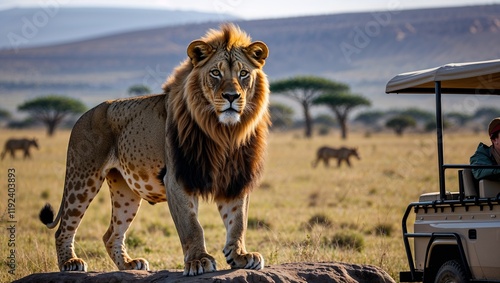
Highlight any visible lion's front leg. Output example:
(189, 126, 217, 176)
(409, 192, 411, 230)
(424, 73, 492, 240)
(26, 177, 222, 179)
(217, 195, 264, 271)
(165, 183, 217, 276)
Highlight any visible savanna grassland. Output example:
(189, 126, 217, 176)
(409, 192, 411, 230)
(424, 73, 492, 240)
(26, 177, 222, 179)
(0, 128, 486, 282)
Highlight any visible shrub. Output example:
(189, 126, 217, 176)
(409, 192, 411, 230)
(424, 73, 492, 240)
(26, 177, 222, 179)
(126, 233, 145, 249)
(318, 126, 330, 136)
(304, 213, 332, 230)
(327, 231, 364, 252)
(40, 190, 50, 200)
(373, 223, 394, 237)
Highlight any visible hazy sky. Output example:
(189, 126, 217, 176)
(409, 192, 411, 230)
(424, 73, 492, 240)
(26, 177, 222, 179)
(1, 0, 498, 19)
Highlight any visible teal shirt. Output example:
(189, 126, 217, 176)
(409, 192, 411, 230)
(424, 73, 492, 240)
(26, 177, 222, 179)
(470, 142, 500, 180)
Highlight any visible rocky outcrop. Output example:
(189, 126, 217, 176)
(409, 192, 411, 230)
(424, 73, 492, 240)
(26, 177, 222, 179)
(14, 262, 395, 283)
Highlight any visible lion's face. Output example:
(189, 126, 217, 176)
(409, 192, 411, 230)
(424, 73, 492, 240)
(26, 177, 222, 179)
(187, 40, 269, 126)
(204, 59, 252, 125)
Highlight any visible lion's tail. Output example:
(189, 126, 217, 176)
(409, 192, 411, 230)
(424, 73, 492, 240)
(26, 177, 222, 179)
(39, 202, 62, 229)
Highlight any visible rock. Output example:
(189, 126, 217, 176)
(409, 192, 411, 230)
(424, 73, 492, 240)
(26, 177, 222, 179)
(13, 262, 396, 283)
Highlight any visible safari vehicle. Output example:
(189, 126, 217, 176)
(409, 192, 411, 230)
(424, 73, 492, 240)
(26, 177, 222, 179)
(385, 59, 500, 283)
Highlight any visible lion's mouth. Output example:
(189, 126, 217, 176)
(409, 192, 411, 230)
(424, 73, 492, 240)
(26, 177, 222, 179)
(222, 107, 238, 113)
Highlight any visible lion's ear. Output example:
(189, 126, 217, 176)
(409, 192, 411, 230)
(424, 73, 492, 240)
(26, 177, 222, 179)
(245, 41, 269, 66)
(187, 40, 214, 66)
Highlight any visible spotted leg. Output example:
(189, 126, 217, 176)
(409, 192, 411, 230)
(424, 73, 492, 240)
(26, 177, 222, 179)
(217, 194, 264, 270)
(103, 169, 149, 270)
(53, 105, 118, 271)
(55, 174, 104, 271)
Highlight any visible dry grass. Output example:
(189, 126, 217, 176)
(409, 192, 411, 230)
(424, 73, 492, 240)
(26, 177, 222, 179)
(0, 128, 485, 282)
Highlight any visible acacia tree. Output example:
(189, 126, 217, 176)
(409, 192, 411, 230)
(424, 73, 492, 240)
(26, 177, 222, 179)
(355, 110, 385, 127)
(313, 92, 371, 139)
(128, 84, 151, 96)
(386, 115, 416, 136)
(473, 107, 500, 119)
(445, 112, 471, 127)
(18, 95, 87, 136)
(270, 76, 349, 138)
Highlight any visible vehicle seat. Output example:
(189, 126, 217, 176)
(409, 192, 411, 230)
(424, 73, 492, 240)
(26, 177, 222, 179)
(461, 169, 478, 198)
(419, 191, 454, 202)
(479, 179, 500, 198)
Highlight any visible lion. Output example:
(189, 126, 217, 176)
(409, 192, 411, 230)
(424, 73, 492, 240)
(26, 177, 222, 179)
(312, 146, 360, 168)
(39, 24, 270, 276)
(1, 138, 39, 160)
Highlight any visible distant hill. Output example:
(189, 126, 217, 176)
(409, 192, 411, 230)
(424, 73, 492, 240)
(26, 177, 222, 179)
(1, 4, 499, 116)
(0, 7, 238, 50)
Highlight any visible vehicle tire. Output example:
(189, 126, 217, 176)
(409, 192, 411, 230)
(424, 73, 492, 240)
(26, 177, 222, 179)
(434, 260, 468, 283)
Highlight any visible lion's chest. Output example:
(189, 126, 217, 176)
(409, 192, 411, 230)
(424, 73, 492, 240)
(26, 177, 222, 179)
(167, 124, 261, 199)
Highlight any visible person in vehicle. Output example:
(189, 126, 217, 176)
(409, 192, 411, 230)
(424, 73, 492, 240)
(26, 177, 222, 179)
(470, 117, 500, 180)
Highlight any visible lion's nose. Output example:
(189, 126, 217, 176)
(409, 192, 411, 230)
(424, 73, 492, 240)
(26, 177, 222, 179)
(222, 93, 240, 103)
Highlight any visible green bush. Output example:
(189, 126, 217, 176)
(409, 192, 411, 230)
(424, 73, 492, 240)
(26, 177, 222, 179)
(309, 214, 332, 227)
(327, 231, 364, 252)
(40, 190, 50, 200)
(126, 233, 145, 249)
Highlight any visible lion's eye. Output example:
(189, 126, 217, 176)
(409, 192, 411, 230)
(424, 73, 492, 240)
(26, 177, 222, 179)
(239, 70, 249, 78)
(210, 69, 221, 78)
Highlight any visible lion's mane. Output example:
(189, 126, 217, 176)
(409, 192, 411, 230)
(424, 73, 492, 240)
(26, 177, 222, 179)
(162, 24, 270, 200)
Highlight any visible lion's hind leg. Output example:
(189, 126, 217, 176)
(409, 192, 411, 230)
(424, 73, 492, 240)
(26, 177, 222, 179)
(218, 195, 264, 271)
(103, 169, 149, 270)
(54, 172, 104, 271)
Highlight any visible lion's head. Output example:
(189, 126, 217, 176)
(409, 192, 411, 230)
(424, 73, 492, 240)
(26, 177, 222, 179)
(164, 24, 270, 149)
(186, 24, 269, 126)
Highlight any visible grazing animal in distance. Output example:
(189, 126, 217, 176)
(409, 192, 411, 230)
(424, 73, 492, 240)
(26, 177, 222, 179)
(312, 146, 360, 168)
(1, 138, 39, 160)
(38, 24, 270, 276)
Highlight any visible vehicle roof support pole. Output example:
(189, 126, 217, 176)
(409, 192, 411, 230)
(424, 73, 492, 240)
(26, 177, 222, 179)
(435, 81, 445, 199)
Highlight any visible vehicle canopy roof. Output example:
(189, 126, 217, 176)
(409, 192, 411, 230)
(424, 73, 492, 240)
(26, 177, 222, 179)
(385, 59, 500, 95)
(385, 59, 500, 200)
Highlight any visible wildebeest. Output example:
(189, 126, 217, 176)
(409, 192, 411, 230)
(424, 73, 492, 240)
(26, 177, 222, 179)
(312, 146, 360, 168)
(1, 138, 39, 160)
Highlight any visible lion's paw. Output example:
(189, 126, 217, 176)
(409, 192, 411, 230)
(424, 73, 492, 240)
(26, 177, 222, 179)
(183, 257, 217, 276)
(124, 258, 150, 271)
(226, 251, 264, 270)
(61, 258, 88, 272)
